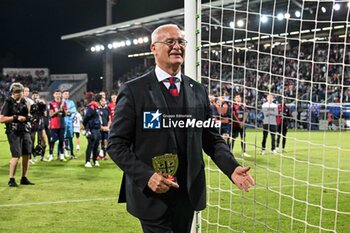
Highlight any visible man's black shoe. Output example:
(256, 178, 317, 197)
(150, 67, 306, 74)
(20, 177, 35, 185)
(8, 178, 18, 187)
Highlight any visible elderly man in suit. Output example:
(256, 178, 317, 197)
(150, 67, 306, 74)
(107, 24, 254, 233)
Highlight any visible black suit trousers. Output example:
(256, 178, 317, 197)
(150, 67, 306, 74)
(139, 190, 194, 233)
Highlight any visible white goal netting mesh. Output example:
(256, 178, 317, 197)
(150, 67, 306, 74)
(199, 0, 350, 232)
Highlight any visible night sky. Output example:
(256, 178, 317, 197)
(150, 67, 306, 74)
(0, 0, 184, 91)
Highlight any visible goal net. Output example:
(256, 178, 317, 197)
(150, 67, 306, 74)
(199, 0, 350, 232)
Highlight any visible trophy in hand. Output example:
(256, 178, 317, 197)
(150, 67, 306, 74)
(152, 153, 179, 182)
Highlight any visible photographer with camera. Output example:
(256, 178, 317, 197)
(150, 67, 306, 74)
(30, 91, 48, 161)
(0, 82, 34, 187)
(83, 94, 103, 168)
(48, 89, 67, 161)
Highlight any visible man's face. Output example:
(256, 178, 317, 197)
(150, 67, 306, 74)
(235, 95, 241, 104)
(100, 98, 106, 107)
(32, 93, 40, 100)
(111, 95, 117, 103)
(99, 92, 106, 99)
(23, 87, 30, 97)
(12, 90, 23, 101)
(63, 92, 69, 99)
(267, 95, 273, 103)
(151, 26, 186, 70)
(54, 91, 62, 100)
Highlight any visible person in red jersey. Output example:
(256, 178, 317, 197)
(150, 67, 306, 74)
(107, 93, 117, 123)
(231, 94, 249, 157)
(214, 96, 231, 147)
(48, 89, 67, 161)
(327, 111, 333, 130)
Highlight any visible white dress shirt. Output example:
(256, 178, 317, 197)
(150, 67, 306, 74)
(155, 65, 182, 92)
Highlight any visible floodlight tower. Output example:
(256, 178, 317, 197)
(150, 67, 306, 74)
(103, 0, 117, 94)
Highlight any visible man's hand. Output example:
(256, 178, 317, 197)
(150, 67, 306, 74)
(147, 172, 179, 194)
(231, 166, 255, 192)
(101, 126, 109, 132)
(18, 115, 27, 122)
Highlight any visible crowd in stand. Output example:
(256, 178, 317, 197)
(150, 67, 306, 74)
(109, 40, 350, 112)
(203, 41, 350, 105)
(0, 73, 49, 106)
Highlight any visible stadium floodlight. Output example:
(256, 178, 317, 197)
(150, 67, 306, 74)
(90, 47, 95, 52)
(333, 3, 340, 11)
(143, 37, 149, 43)
(260, 15, 268, 23)
(277, 13, 284, 20)
(133, 39, 138, 45)
(125, 40, 131, 46)
(95, 45, 101, 52)
(229, 21, 235, 28)
(100, 76, 103, 80)
(321, 7, 326, 13)
(107, 43, 113, 49)
(295, 10, 301, 17)
(100, 45, 105, 51)
(112, 42, 118, 48)
(237, 20, 244, 27)
(284, 13, 290, 19)
(138, 37, 144, 44)
(120, 41, 126, 47)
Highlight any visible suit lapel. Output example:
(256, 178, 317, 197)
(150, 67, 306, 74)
(147, 71, 169, 114)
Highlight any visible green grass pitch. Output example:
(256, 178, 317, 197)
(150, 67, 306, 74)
(0, 128, 349, 232)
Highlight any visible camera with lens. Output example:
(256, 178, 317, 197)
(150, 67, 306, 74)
(9, 99, 31, 133)
(30, 99, 46, 122)
(34, 144, 46, 157)
(83, 130, 92, 139)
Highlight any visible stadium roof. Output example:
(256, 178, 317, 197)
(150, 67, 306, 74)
(62, 0, 350, 53)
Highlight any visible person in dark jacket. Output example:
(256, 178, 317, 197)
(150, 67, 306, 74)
(107, 24, 254, 233)
(276, 101, 291, 152)
(83, 94, 103, 167)
(98, 98, 110, 160)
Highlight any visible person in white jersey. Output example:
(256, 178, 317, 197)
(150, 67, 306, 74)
(72, 110, 83, 151)
(261, 94, 278, 154)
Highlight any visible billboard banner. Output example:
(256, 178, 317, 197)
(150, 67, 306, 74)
(3, 68, 49, 78)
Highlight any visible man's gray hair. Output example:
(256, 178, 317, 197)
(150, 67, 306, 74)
(151, 24, 183, 43)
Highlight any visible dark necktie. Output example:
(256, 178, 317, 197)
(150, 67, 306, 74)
(168, 77, 179, 97)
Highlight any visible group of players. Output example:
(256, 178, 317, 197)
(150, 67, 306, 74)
(0, 82, 117, 187)
(211, 93, 291, 157)
(1, 81, 290, 187)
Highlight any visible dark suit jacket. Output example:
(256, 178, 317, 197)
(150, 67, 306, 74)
(107, 69, 240, 220)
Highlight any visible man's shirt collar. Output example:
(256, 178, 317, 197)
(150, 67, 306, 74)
(155, 65, 182, 83)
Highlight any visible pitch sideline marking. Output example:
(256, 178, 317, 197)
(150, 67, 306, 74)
(0, 197, 116, 208)
(2, 181, 350, 208)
